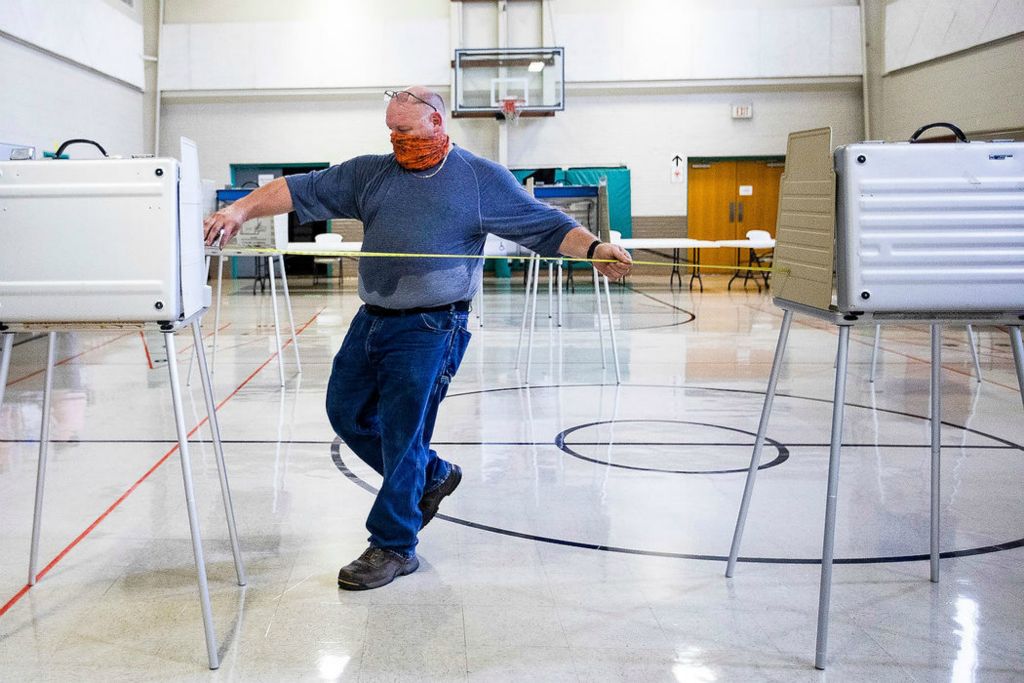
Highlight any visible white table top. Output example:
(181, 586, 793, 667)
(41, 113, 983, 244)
(714, 239, 776, 249)
(286, 241, 363, 252)
(612, 237, 720, 249)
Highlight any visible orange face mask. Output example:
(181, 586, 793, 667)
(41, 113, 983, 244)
(390, 130, 450, 171)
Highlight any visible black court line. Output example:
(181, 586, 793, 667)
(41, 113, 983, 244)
(12, 334, 48, 348)
(1, 437, 1019, 450)
(556, 419, 790, 474)
(330, 439, 1024, 565)
(445, 382, 1024, 451)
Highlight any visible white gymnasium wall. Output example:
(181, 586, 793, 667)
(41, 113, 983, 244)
(158, 0, 864, 216)
(871, 0, 1024, 140)
(0, 0, 144, 158)
(507, 87, 863, 216)
(884, 0, 1024, 73)
(160, 95, 494, 188)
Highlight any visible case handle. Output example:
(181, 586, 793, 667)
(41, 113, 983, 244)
(909, 122, 969, 143)
(53, 139, 108, 159)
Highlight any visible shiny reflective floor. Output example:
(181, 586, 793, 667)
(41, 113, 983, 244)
(1, 273, 1022, 681)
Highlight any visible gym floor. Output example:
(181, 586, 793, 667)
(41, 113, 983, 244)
(1, 272, 1022, 681)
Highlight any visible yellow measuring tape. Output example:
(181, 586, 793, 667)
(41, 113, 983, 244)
(217, 247, 781, 274)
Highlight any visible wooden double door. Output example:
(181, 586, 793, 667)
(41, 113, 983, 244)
(687, 158, 784, 267)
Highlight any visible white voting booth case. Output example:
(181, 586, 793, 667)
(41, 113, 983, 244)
(0, 138, 244, 670)
(725, 124, 1024, 671)
(0, 140, 210, 326)
(834, 128, 1024, 316)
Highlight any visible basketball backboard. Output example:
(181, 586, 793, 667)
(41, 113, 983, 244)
(453, 47, 565, 119)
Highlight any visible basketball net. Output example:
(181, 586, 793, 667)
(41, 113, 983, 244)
(500, 98, 521, 125)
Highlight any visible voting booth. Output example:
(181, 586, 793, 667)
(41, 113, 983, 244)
(725, 125, 1024, 670)
(0, 138, 245, 670)
(0, 140, 210, 326)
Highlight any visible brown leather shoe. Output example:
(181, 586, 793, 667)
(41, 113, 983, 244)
(337, 546, 419, 591)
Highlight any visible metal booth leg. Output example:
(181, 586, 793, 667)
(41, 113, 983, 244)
(726, 309, 793, 577)
(192, 320, 247, 587)
(163, 330, 220, 670)
(814, 325, 851, 670)
(187, 254, 213, 386)
(869, 325, 881, 383)
(515, 256, 535, 371)
(1010, 327, 1024, 413)
(28, 332, 57, 586)
(966, 325, 982, 382)
(593, 267, 607, 370)
(547, 262, 554, 319)
(557, 259, 564, 328)
(602, 275, 621, 384)
(0, 331, 14, 411)
(267, 256, 285, 387)
(276, 254, 301, 373)
(212, 255, 225, 375)
(930, 324, 942, 582)
(525, 257, 541, 385)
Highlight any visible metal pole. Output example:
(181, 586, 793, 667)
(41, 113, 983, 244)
(515, 256, 534, 370)
(593, 267, 607, 369)
(602, 275, 621, 384)
(277, 255, 301, 373)
(267, 256, 285, 387)
(186, 254, 212, 387)
(930, 324, 942, 582)
(547, 262, 553, 319)
(869, 324, 881, 383)
(525, 257, 541, 385)
(28, 332, 57, 586)
(966, 325, 982, 382)
(212, 255, 224, 374)
(0, 332, 13, 411)
(557, 260, 563, 328)
(163, 330, 220, 670)
(1010, 327, 1024, 413)
(815, 325, 851, 670)
(726, 309, 793, 577)
(192, 320, 247, 587)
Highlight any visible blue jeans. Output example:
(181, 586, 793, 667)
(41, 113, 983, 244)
(326, 306, 472, 557)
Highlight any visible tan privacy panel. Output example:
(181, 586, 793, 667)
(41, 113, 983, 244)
(770, 127, 836, 310)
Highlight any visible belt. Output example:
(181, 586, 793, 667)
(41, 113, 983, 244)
(364, 300, 471, 317)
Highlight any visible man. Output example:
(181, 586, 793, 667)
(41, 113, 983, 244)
(203, 86, 632, 590)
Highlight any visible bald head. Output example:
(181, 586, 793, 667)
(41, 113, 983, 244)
(386, 86, 446, 138)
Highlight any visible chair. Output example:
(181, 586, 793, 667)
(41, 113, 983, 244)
(313, 232, 343, 285)
(726, 229, 775, 291)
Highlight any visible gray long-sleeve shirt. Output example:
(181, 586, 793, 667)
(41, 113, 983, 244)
(286, 145, 576, 309)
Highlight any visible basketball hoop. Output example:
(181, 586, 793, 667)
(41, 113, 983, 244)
(500, 97, 522, 125)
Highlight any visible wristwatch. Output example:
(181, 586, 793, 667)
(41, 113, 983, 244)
(586, 239, 602, 260)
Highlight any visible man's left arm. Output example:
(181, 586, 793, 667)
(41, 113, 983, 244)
(558, 226, 632, 281)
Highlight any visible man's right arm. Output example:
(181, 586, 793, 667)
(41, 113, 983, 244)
(203, 177, 294, 246)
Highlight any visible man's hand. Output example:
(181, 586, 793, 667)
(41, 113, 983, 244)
(592, 243, 632, 281)
(203, 204, 246, 247)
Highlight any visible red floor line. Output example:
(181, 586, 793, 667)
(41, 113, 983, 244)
(0, 307, 325, 618)
(139, 332, 154, 370)
(175, 323, 232, 356)
(6, 332, 137, 387)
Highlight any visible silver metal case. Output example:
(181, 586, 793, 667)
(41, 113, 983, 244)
(834, 140, 1024, 315)
(0, 146, 210, 326)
